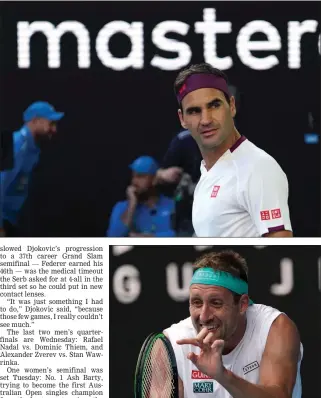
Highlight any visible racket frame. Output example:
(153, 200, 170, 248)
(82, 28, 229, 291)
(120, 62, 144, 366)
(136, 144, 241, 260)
(134, 332, 179, 398)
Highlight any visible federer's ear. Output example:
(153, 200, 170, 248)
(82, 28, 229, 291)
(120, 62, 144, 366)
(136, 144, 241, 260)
(178, 109, 187, 129)
(229, 96, 236, 118)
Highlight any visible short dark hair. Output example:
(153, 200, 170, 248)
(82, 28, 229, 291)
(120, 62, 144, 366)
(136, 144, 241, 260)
(174, 63, 230, 106)
(193, 250, 249, 303)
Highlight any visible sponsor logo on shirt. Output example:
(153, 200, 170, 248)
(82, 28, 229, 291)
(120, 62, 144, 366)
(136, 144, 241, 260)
(271, 208, 281, 219)
(260, 209, 282, 221)
(211, 185, 220, 198)
(193, 381, 214, 393)
(191, 370, 211, 379)
(243, 361, 259, 375)
(260, 210, 270, 220)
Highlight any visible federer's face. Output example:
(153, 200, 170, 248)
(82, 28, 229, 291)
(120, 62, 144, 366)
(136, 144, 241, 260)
(178, 88, 236, 152)
(189, 284, 246, 342)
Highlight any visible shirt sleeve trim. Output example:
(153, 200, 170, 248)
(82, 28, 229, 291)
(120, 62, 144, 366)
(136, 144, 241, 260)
(268, 225, 285, 233)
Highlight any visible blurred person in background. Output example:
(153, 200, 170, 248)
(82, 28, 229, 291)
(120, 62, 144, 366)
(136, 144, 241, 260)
(107, 155, 176, 237)
(173, 63, 293, 237)
(0, 101, 64, 237)
(156, 129, 199, 237)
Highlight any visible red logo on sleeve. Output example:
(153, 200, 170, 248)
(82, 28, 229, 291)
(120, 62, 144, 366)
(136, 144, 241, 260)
(211, 185, 220, 198)
(271, 208, 281, 219)
(260, 210, 270, 220)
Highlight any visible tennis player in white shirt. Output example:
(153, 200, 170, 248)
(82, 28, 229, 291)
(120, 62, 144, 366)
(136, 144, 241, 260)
(174, 63, 293, 237)
(164, 250, 302, 398)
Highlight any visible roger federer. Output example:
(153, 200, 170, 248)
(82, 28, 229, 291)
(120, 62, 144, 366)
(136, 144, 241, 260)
(174, 63, 293, 237)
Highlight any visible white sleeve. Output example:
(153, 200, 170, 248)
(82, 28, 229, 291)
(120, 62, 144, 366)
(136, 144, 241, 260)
(239, 157, 292, 236)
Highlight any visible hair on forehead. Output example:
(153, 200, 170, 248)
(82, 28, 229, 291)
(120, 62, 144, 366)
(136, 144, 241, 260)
(193, 250, 248, 283)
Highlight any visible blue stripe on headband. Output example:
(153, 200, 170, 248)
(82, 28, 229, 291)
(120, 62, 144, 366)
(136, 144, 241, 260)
(191, 268, 253, 304)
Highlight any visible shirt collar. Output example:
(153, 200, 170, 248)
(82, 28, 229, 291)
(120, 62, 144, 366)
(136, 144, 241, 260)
(200, 160, 207, 175)
(200, 135, 247, 174)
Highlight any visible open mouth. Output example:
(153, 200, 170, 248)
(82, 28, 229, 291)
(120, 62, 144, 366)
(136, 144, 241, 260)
(201, 325, 219, 332)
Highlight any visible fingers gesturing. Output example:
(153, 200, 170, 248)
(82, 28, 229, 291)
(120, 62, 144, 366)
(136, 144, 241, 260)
(177, 327, 219, 350)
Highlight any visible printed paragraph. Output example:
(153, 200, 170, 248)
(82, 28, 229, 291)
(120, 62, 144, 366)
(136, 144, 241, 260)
(0, 242, 107, 398)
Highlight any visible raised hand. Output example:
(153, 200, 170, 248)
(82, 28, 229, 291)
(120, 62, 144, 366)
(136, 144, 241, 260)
(157, 167, 183, 184)
(176, 327, 225, 381)
(126, 185, 138, 205)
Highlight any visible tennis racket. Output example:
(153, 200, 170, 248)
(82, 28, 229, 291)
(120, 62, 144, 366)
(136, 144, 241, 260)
(134, 332, 179, 398)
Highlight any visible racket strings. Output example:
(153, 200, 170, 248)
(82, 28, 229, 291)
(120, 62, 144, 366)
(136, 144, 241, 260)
(142, 339, 175, 398)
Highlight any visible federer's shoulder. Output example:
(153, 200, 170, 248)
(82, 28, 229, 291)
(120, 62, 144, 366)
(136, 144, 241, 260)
(237, 139, 278, 164)
(237, 139, 287, 179)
